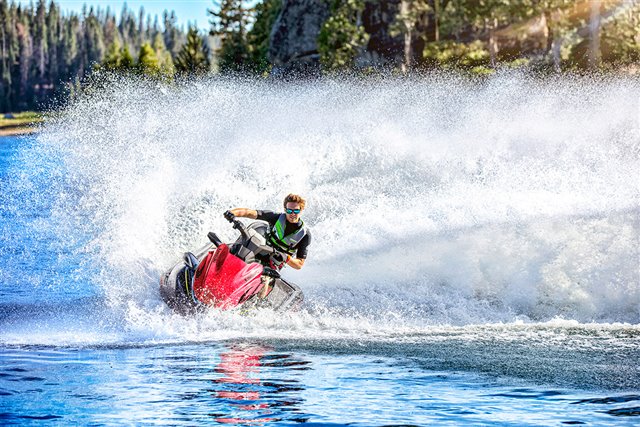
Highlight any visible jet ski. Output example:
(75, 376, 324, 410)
(159, 217, 304, 315)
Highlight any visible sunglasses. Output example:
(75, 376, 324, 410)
(285, 208, 301, 214)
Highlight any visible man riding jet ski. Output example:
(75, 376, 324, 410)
(225, 193, 311, 296)
(159, 194, 310, 315)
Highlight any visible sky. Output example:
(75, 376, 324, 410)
(19, 0, 214, 30)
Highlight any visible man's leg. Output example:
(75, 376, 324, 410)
(259, 275, 274, 298)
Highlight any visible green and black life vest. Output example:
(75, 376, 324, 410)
(268, 214, 307, 256)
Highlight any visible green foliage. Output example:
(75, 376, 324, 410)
(209, 0, 252, 73)
(416, 0, 640, 72)
(120, 45, 135, 70)
(84, 8, 105, 67)
(599, 3, 640, 68)
(390, 0, 431, 38)
(102, 40, 123, 70)
(246, 0, 281, 75)
(0, 0, 14, 111)
(0, 0, 188, 112)
(0, 110, 44, 128)
(218, 33, 251, 73)
(153, 33, 175, 79)
(98, 41, 137, 74)
(557, 1, 640, 71)
(452, 0, 533, 29)
(137, 42, 160, 76)
(1, 0, 639, 113)
(505, 57, 530, 68)
(423, 40, 490, 68)
(175, 26, 211, 76)
(318, 0, 369, 73)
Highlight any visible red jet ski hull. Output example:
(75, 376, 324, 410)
(192, 244, 264, 309)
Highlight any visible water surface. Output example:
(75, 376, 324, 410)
(1, 74, 639, 425)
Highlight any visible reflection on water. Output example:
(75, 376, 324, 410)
(0, 341, 638, 425)
(209, 343, 310, 424)
(0, 343, 314, 425)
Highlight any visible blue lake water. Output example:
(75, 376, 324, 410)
(1, 76, 639, 425)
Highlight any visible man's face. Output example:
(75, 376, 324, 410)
(285, 202, 302, 223)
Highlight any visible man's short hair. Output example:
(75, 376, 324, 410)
(283, 193, 306, 210)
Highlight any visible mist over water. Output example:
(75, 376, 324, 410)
(3, 73, 639, 347)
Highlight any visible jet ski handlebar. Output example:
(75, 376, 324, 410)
(231, 218, 249, 238)
(229, 218, 277, 256)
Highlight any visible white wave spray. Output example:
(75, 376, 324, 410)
(12, 73, 640, 343)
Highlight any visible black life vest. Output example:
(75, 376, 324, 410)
(267, 214, 307, 256)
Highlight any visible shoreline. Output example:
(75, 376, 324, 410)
(0, 126, 38, 137)
(0, 112, 43, 136)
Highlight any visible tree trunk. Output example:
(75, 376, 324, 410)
(1, 24, 5, 74)
(551, 38, 562, 72)
(426, 0, 440, 43)
(588, 0, 601, 69)
(403, 28, 412, 73)
(544, 7, 562, 72)
(401, 0, 411, 74)
(487, 17, 498, 68)
(433, 0, 439, 42)
(1, 24, 6, 112)
(17, 23, 32, 110)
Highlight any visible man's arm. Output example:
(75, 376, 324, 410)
(228, 208, 258, 219)
(285, 257, 305, 270)
(285, 233, 310, 270)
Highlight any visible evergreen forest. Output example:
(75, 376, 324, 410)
(1, 0, 639, 113)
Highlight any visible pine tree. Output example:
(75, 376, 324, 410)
(0, 0, 192, 112)
(84, 7, 105, 68)
(102, 8, 119, 50)
(152, 32, 175, 79)
(102, 38, 121, 70)
(209, 0, 252, 73)
(318, 0, 368, 73)
(120, 44, 134, 70)
(145, 14, 152, 42)
(246, 0, 280, 74)
(16, 7, 34, 109)
(119, 3, 137, 53)
(46, 1, 61, 93)
(137, 41, 160, 76)
(163, 10, 180, 57)
(62, 14, 79, 80)
(6, 2, 19, 110)
(0, 0, 12, 111)
(137, 6, 145, 44)
(174, 25, 210, 76)
(33, 0, 47, 82)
